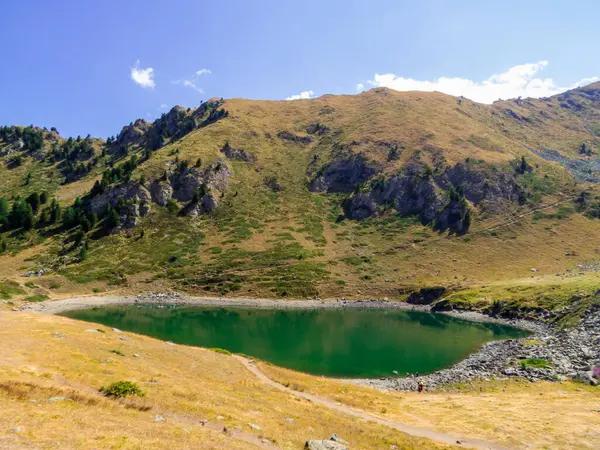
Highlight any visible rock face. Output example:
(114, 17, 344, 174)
(203, 158, 232, 191)
(171, 168, 203, 202)
(90, 181, 151, 214)
(438, 162, 521, 212)
(182, 194, 219, 217)
(339, 159, 524, 233)
(342, 163, 444, 223)
(310, 153, 379, 193)
(407, 287, 447, 305)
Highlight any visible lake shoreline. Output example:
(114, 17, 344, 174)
(22, 291, 542, 332)
(20, 292, 598, 391)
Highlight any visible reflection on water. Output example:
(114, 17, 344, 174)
(62, 305, 528, 378)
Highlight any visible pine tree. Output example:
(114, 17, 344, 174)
(0, 236, 7, 253)
(106, 209, 120, 229)
(50, 199, 61, 223)
(26, 192, 40, 213)
(0, 197, 8, 218)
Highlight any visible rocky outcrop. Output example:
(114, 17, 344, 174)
(340, 160, 526, 232)
(341, 193, 376, 220)
(343, 163, 444, 223)
(221, 142, 254, 162)
(150, 180, 173, 206)
(277, 131, 313, 144)
(306, 123, 329, 135)
(115, 119, 151, 147)
(310, 153, 379, 193)
(182, 194, 219, 217)
(437, 162, 522, 211)
(170, 168, 203, 202)
(407, 287, 447, 305)
(89, 181, 151, 214)
(435, 198, 471, 233)
(203, 158, 232, 191)
(264, 176, 282, 192)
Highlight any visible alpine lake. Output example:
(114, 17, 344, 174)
(61, 305, 529, 378)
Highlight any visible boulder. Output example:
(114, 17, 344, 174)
(221, 142, 254, 162)
(305, 441, 348, 450)
(203, 158, 232, 191)
(150, 180, 173, 206)
(264, 176, 282, 192)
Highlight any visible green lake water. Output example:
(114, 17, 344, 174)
(61, 306, 528, 378)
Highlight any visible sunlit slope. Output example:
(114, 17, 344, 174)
(0, 312, 447, 449)
(2, 85, 600, 314)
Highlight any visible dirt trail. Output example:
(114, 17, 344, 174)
(52, 374, 277, 449)
(234, 356, 512, 450)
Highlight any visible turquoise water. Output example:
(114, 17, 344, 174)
(61, 305, 528, 378)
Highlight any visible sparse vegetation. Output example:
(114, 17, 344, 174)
(520, 358, 549, 370)
(100, 381, 145, 398)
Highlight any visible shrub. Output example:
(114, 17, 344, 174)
(109, 349, 125, 356)
(166, 199, 179, 214)
(100, 381, 145, 398)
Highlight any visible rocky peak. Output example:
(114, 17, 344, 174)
(115, 119, 151, 146)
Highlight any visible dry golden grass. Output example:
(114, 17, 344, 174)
(0, 312, 449, 449)
(259, 362, 600, 450)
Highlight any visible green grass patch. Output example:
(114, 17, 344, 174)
(23, 294, 49, 303)
(0, 281, 25, 299)
(210, 348, 231, 355)
(520, 358, 549, 370)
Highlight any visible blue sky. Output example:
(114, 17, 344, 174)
(1, 0, 598, 138)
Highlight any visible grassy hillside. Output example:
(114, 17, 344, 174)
(1, 312, 598, 449)
(0, 312, 448, 449)
(2, 85, 600, 316)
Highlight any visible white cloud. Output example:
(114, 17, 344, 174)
(183, 80, 204, 94)
(195, 68, 212, 77)
(286, 90, 316, 101)
(356, 83, 365, 92)
(159, 104, 168, 109)
(130, 60, 155, 89)
(365, 61, 598, 103)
